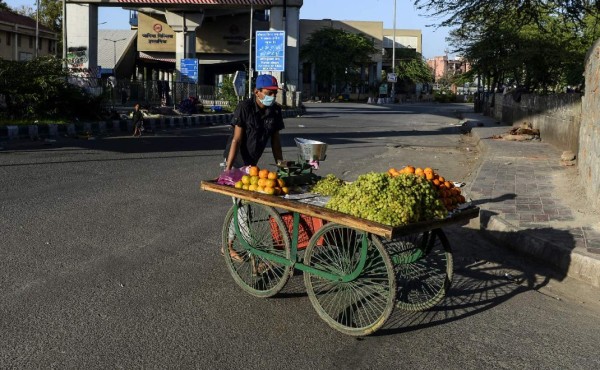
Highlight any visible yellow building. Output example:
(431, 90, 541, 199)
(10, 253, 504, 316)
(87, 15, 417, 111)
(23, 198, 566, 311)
(0, 9, 59, 61)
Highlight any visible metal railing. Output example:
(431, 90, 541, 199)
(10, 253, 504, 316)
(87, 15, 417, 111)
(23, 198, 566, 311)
(70, 77, 227, 109)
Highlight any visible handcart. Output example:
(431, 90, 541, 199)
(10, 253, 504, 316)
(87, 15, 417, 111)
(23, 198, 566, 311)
(200, 180, 480, 336)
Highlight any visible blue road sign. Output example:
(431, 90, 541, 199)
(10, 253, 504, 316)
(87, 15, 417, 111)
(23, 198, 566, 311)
(255, 31, 285, 72)
(180, 58, 198, 83)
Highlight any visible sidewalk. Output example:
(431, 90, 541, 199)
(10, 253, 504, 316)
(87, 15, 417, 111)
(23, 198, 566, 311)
(463, 111, 600, 288)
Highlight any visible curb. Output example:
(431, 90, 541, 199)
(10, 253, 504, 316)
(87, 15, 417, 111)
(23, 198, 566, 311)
(470, 125, 600, 288)
(0, 109, 303, 141)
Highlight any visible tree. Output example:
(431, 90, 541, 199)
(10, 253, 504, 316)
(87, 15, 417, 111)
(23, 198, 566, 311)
(6, 0, 62, 31)
(300, 27, 377, 99)
(395, 53, 433, 84)
(0, 57, 104, 120)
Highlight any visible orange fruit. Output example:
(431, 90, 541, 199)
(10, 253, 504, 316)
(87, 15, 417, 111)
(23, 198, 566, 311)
(249, 166, 259, 177)
(424, 167, 433, 174)
(265, 179, 276, 188)
(264, 187, 275, 195)
(267, 171, 278, 180)
(259, 169, 269, 179)
(241, 175, 251, 185)
(242, 184, 249, 190)
(257, 178, 266, 187)
(405, 166, 415, 174)
(432, 179, 441, 187)
(388, 168, 396, 175)
(444, 181, 452, 188)
(277, 178, 286, 187)
(256, 186, 265, 193)
(248, 184, 257, 191)
(250, 176, 259, 185)
(234, 181, 243, 189)
(415, 168, 425, 177)
(459, 195, 466, 203)
(274, 187, 282, 195)
(281, 187, 289, 194)
(425, 172, 434, 180)
(438, 176, 445, 183)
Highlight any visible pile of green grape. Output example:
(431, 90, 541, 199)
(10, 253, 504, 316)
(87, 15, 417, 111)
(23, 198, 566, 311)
(325, 172, 447, 226)
(311, 174, 346, 196)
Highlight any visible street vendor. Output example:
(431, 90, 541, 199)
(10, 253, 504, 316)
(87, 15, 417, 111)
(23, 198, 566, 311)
(223, 74, 285, 170)
(221, 75, 285, 263)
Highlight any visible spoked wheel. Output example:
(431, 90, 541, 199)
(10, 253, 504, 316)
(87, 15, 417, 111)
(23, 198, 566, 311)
(303, 224, 396, 336)
(379, 228, 452, 311)
(221, 202, 292, 298)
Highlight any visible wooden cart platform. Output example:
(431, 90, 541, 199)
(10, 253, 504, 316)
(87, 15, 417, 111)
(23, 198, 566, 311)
(201, 180, 480, 239)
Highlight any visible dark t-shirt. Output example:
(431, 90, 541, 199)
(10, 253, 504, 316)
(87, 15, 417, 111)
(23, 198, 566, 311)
(132, 110, 144, 127)
(223, 98, 285, 168)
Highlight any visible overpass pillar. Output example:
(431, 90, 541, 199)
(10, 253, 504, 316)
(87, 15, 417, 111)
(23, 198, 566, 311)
(269, 0, 303, 104)
(165, 11, 205, 82)
(66, 4, 99, 74)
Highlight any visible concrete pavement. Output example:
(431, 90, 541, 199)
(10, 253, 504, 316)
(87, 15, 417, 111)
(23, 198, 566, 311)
(461, 109, 600, 288)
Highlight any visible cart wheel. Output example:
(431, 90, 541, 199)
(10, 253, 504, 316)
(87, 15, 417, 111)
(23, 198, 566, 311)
(303, 224, 396, 336)
(381, 229, 452, 311)
(221, 202, 292, 298)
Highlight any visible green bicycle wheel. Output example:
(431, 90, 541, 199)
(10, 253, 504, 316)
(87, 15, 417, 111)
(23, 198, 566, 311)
(303, 224, 396, 336)
(379, 229, 453, 311)
(221, 202, 292, 298)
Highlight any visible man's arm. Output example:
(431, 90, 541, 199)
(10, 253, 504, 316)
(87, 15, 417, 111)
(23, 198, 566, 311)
(225, 125, 244, 171)
(271, 131, 284, 165)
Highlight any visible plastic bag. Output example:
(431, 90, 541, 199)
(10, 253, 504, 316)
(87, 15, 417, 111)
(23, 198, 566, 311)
(217, 167, 247, 186)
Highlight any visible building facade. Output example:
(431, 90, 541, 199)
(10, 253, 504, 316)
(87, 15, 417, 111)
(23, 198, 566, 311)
(0, 9, 59, 61)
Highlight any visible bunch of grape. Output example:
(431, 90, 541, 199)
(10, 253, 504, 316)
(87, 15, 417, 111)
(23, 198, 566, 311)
(325, 172, 447, 226)
(310, 174, 346, 196)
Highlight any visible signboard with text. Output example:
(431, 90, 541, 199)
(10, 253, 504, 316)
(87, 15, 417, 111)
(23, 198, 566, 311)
(233, 71, 247, 97)
(255, 31, 285, 72)
(180, 58, 198, 83)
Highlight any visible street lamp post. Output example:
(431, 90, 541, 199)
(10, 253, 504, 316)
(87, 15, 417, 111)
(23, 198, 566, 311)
(391, 0, 396, 102)
(104, 38, 126, 74)
(35, 0, 39, 58)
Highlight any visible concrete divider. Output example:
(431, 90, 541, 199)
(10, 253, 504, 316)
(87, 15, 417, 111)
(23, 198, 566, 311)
(7, 126, 18, 140)
(28, 125, 39, 139)
(48, 124, 58, 138)
(67, 124, 76, 136)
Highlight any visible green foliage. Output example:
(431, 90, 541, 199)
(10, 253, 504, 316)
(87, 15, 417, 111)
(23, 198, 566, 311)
(0, 57, 105, 121)
(325, 172, 447, 226)
(218, 74, 240, 110)
(433, 88, 457, 103)
(431, 0, 600, 92)
(300, 27, 377, 97)
(394, 56, 434, 85)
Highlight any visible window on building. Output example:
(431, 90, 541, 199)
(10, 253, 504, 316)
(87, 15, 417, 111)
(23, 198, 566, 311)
(6, 32, 10, 46)
(19, 52, 33, 61)
(17, 34, 21, 47)
(29, 36, 33, 48)
(39, 39, 42, 50)
(48, 40, 53, 53)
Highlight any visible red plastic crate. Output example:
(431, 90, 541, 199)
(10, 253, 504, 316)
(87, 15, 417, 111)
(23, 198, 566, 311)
(270, 212, 324, 249)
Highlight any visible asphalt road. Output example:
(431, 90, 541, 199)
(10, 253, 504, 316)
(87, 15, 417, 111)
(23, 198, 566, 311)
(1, 103, 599, 369)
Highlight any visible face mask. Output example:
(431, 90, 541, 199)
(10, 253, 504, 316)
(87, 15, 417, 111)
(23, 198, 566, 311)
(260, 94, 275, 106)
